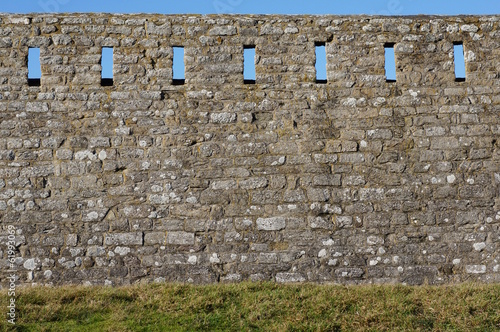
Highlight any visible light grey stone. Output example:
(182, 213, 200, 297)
(466, 265, 486, 274)
(104, 233, 143, 246)
(276, 273, 306, 283)
(166, 232, 194, 245)
(256, 217, 286, 231)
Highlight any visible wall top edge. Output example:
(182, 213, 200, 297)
(0, 13, 499, 19)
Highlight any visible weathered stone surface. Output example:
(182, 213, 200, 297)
(466, 265, 487, 274)
(276, 273, 306, 283)
(0, 13, 498, 287)
(166, 232, 194, 245)
(144, 232, 166, 245)
(256, 217, 286, 231)
(104, 233, 143, 246)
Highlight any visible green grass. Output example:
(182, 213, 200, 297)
(1, 282, 499, 331)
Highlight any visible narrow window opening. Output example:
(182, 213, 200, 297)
(172, 46, 185, 85)
(101, 47, 113, 86)
(384, 43, 396, 82)
(315, 43, 327, 84)
(454, 42, 466, 82)
(243, 46, 256, 84)
(28, 47, 41, 86)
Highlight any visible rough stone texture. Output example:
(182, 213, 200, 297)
(0, 13, 499, 286)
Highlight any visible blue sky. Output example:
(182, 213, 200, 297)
(1, 0, 499, 15)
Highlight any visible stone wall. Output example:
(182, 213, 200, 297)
(0, 13, 499, 286)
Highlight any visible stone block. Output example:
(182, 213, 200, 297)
(104, 233, 143, 246)
(256, 217, 286, 231)
(144, 232, 166, 245)
(276, 273, 306, 283)
(166, 232, 194, 245)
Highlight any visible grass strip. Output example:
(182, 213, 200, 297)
(1, 282, 499, 331)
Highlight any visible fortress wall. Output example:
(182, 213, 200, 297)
(0, 14, 499, 285)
